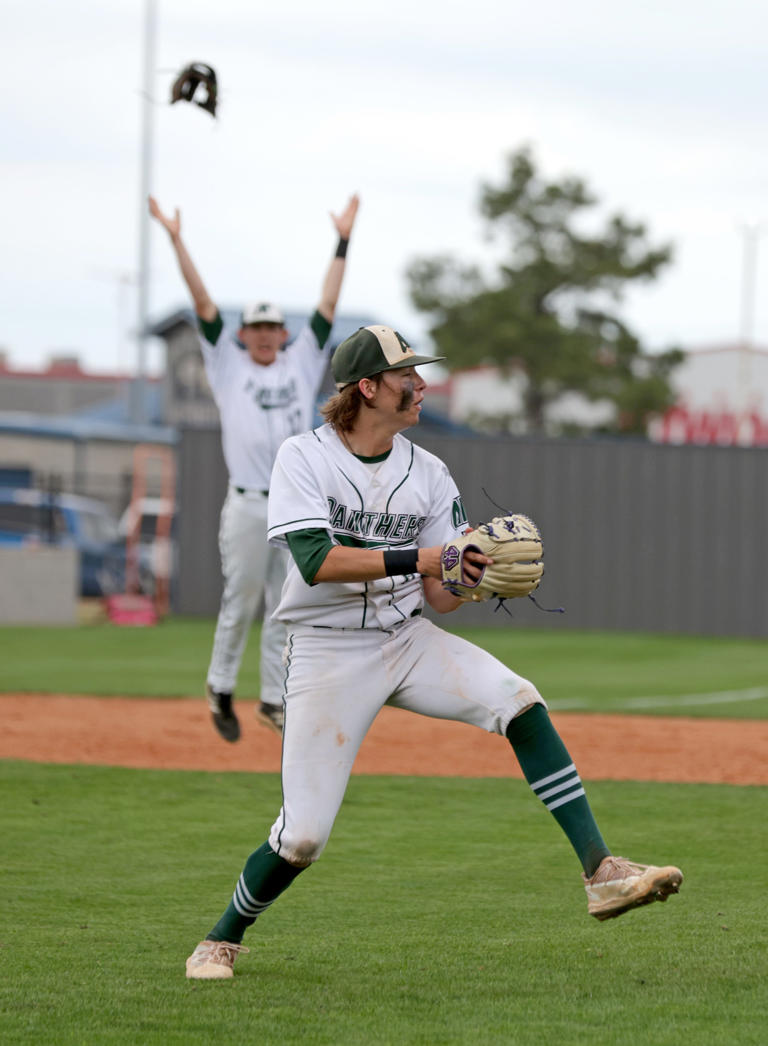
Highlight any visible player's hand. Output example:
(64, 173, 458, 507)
(422, 548, 493, 615)
(417, 544, 492, 580)
(331, 194, 360, 240)
(148, 195, 181, 239)
(461, 547, 494, 583)
(457, 528, 490, 582)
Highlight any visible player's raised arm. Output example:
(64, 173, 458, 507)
(316, 194, 360, 323)
(148, 195, 218, 322)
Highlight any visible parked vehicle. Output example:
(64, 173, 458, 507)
(0, 488, 126, 597)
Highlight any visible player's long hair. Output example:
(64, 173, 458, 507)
(320, 375, 381, 432)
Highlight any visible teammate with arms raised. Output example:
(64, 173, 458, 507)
(149, 193, 359, 740)
(185, 324, 683, 979)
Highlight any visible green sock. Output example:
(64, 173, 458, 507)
(506, 705, 610, 877)
(207, 842, 305, 944)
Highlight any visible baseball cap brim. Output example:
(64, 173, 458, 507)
(332, 325, 445, 388)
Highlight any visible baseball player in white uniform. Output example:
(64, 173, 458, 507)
(185, 325, 683, 979)
(149, 193, 359, 741)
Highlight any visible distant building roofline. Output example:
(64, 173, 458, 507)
(0, 358, 160, 383)
(0, 410, 176, 445)
(684, 341, 768, 356)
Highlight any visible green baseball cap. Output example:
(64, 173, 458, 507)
(332, 325, 445, 389)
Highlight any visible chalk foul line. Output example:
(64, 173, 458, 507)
(549, 686, 768, 711)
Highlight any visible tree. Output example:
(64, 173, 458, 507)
(406, 147, 684, 435)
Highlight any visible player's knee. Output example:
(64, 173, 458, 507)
(514, 677, 545, 715)
(282, 837, 326, 868)
(270, 831, 328, 868)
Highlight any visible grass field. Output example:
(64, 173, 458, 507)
(1, 620, 767, 1043)
(1, 618, 767, 718)
(1, 761, 766, 1046)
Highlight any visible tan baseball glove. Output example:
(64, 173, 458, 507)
(440, 514, 543, 601)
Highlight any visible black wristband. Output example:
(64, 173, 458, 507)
(383, 548, 419, 576)
(335, 236, 349, 258)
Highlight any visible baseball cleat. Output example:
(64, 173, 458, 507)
(206, 684, 241, 743)
(254, 701, 284, 736)
(185, 939, 249, 980)
(583, 856, 683, 921)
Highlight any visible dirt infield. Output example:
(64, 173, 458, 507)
(1, 694, 767, 785)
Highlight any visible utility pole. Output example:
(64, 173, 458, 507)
(132, 0, 157, 424)
(90, 268, 137, 373)
(739, 224, 761, 347)
(737, 223, 762, 405)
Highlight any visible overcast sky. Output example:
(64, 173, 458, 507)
(3, 0, 766, 375)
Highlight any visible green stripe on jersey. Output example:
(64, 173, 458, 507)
(198, 311, 224, 345)
(286, 529, 334, 586)
(310, 310, 332, 348)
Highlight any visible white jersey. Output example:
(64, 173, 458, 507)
(199, 322, 329, 491)
(267, 423, 468, 628)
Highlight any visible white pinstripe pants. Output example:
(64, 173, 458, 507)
(268, 616, 546, 866)
(207, 486, 290, 705)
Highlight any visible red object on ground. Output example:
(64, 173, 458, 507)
(105, 594, 157, 626)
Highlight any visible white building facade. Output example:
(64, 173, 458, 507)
(649, 344, 768, 446)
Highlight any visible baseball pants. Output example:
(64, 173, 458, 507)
(269, 615, 546, 867)
(207, 486, 290, 705)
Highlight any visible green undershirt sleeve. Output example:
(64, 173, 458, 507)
(198, 311, 224, 345)
(286, 527, 334, 586)
(309, 310, 333, 349)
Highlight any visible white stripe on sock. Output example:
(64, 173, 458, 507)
(233, 893, 256, 918)
(233, 883, 258, 917)
(536, 774, 581, 802)
(529, 763, 577, 793)
(233, 878, 272, 918)
(545, 786, 586, 811)
(237, 875, 259, 909)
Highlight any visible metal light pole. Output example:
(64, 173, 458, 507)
(736, 223, 763, 407)
(739, 223, 761, 350)
(132, 0, 157, 424)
